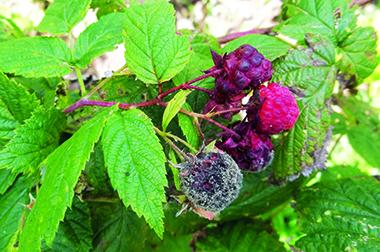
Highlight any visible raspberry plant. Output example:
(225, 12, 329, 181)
(0, 0, 379, 251)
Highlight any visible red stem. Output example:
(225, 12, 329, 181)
(63, 69, 240, 136)
(156, 70, 218, 99)
(209, 106, 247, 116)
(200, 115, 239, 137)
(218, 28, 271, 44)
(64, 70, 219, 114)
(158, 102, 239, 138)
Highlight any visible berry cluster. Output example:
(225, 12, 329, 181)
(205, 45, 299, 172)
(178, 45, 299, 218)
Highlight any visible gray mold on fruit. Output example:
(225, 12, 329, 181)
(179, 151, 243, 213)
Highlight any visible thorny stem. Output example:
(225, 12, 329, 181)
(218, 28, 271, 44)
(75, 67, 87, 96)
(65, 70, 218, 113)
(156, 70, 217, 99)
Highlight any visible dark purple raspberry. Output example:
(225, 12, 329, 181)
(256, 83, 300, 135)
(211, 44, 273, 89)
(178, 151, 243, 213)
(216, 123, 274, 172)
(204, 74, 246, 119)
(213, 75, 244, 102)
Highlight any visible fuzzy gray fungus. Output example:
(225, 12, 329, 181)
(179, 151, 243, 213)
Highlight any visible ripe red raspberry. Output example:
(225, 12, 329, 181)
(257, 83, 299, 134)
(216, 123, 273, 172)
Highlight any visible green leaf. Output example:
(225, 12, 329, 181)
(42, 198, 92, 252)
(339, 96, 380, 169)
(148, 234, 192, 252)
(0, 108, 66, 174)
(0, 73, 40, 123)
(337, 27, 377, 80)
(196, 221, 286, 252)
(0, 37, 72, 77)
(167, 149, 181, 190)
(0, 177, 32, 251)
(38, 0, 91, 35)
(0, 99, 19, 148)
(222, 34, 291, 61)
(73, 13, 128, 68)
(271, 35, 335, 180)
(319, 165, 367, 182)
(0, 16, 23, 42)
(177, 103, 200, 149)
(172, 33, 218, 113)
(275, 0, 336, 42)
(102, 109, 167, 238)
(90, 202, 149, 252)
(124, 0, 191, 84)
(271, 204, 301, 247)
(0, 170, 17, 194)
(295, 176, 380, 251)
(162, 90, 190, 131)
(219, 172, 303, 220)
(348, 126, 380, 169)
(13, 77, 61, 108)
(102, 76, 152, 103)
(84, 143, 113, 195)
(91, 0, 127, 18)
(163, 201, 208, 235)
(276, 0, 377, 80)
(172, 33, 220, 85)
(18, 108, 116, 251)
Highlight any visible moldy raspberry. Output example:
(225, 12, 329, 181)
(256, 83, 300, 135)
(216, 123, 274, 172)
(178, 151, 243, 213)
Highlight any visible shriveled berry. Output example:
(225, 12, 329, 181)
(217, 123, 273, 172)
(179, 151, 243, 213)
(257, 83, 300, 134)
(211, 45, 273, 89)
